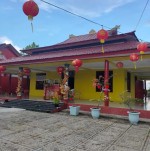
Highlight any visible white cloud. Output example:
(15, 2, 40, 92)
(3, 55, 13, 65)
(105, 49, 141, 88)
(9, 0, 55, 12)
(39, 0, 135, 18)
(3, 6, 14, 10)
(9, 0, 25, 3)
(0, 36, 22, 51)
(36, 0, 58, 12)
(103, 0, 134, 13)
(38, 1, 53, 12)
(8, 0, 135, 17)
(144, 20, 150, 27)
(9, 0, 17, 2)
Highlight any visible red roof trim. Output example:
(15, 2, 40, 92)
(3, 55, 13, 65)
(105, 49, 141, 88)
(1, 48, 150, 66)
(1, 39, 150, 66)
(0, 50, 137, 65)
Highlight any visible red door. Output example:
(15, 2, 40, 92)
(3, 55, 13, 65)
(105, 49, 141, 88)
(135, 80, 144, 99)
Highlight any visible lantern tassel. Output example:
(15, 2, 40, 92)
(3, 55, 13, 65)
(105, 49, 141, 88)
(101, 44, 104, 53)
(31, 22, 33, 32)
(133, 62, 136, 69)
(140, 55, 143, 61)
(75, 66, 79, 72)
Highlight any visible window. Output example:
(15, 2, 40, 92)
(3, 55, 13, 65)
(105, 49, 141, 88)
(36, 73, 46, 90)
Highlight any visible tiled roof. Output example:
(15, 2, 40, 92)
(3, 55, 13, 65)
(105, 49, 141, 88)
(0, 41, 141, 65)
(58, 33, 97, 44)
(51, 31, 137, 45)
(22, 31, 137, 54)
(0, 44, 8, 49)
(0, 43, 20, 57)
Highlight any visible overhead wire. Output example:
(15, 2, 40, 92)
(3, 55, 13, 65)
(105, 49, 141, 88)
(40, 0, 149, 42)
(40, 0, 113, 30)
(135, 0, 150, 31)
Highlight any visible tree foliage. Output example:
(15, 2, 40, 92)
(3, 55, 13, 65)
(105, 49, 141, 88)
(23, 42, 39, 50)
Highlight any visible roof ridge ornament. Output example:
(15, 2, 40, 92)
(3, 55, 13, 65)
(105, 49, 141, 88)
(109, 25, 120, 36)
(89, 29, 96, 34)
(69, 34, 76, 38)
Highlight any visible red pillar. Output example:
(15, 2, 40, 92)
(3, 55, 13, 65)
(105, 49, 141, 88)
(9, 74, 11, 95)
(0, 73, 1, 95)
(104, 60, 109, 107)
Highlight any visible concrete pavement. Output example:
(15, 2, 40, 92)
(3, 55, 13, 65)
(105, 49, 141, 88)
(0, 107, 149, 151)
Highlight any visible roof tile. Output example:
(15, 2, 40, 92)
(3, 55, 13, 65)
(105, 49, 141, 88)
(0, 41, 140, 64)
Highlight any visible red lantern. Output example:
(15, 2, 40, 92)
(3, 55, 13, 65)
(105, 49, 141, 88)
(23, 68, 31, 75)
(23, 0, 39, 31)
(72, 59, 83, 72)
(57, 66, 64, 75)
(0, 66, 6, 73)
(97, 29, 108, 43)
(130, 53, 139, 69)
(116, 62, 123, 68)
(137, 42, 147, 60)
(97, 29, 108, 53)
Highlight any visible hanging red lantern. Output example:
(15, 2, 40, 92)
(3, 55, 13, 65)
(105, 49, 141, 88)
(97, 29, 108, 53)
(57, 66, 65, 75)
(23, 0, 39, 32)
(116, 62, 123, 68)
(130, 53, 139, 69)
(137, 42, 147, 60)
(0, 66, 6, 73)
(23, 68, 31, 75)
(97, 29, 108, 43)
(72, 59, 83, 72)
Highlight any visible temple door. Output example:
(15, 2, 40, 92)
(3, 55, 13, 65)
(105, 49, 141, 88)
(135, 80, 145, 99)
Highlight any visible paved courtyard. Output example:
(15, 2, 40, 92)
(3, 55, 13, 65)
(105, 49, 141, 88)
(0, 107, 150, 151)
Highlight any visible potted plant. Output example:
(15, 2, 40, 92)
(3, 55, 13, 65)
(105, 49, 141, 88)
(52, 91, 60, 107)
(90, 92, 103, 119)
(91, 75, 112, 119)
(53, 97, 60, 107)
(68, 89, 74, 102)
(68, 89, 80, 116)
(69, 105, 80, 116)
(120, 91, 142, 125)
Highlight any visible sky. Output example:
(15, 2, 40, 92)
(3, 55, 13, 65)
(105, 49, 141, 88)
(0, 0, 150, 51)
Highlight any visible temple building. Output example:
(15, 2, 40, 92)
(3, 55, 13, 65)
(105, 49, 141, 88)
(0, 29, 150, 103)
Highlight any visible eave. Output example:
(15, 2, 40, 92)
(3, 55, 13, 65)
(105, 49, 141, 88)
(1, 42, 150, 66)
